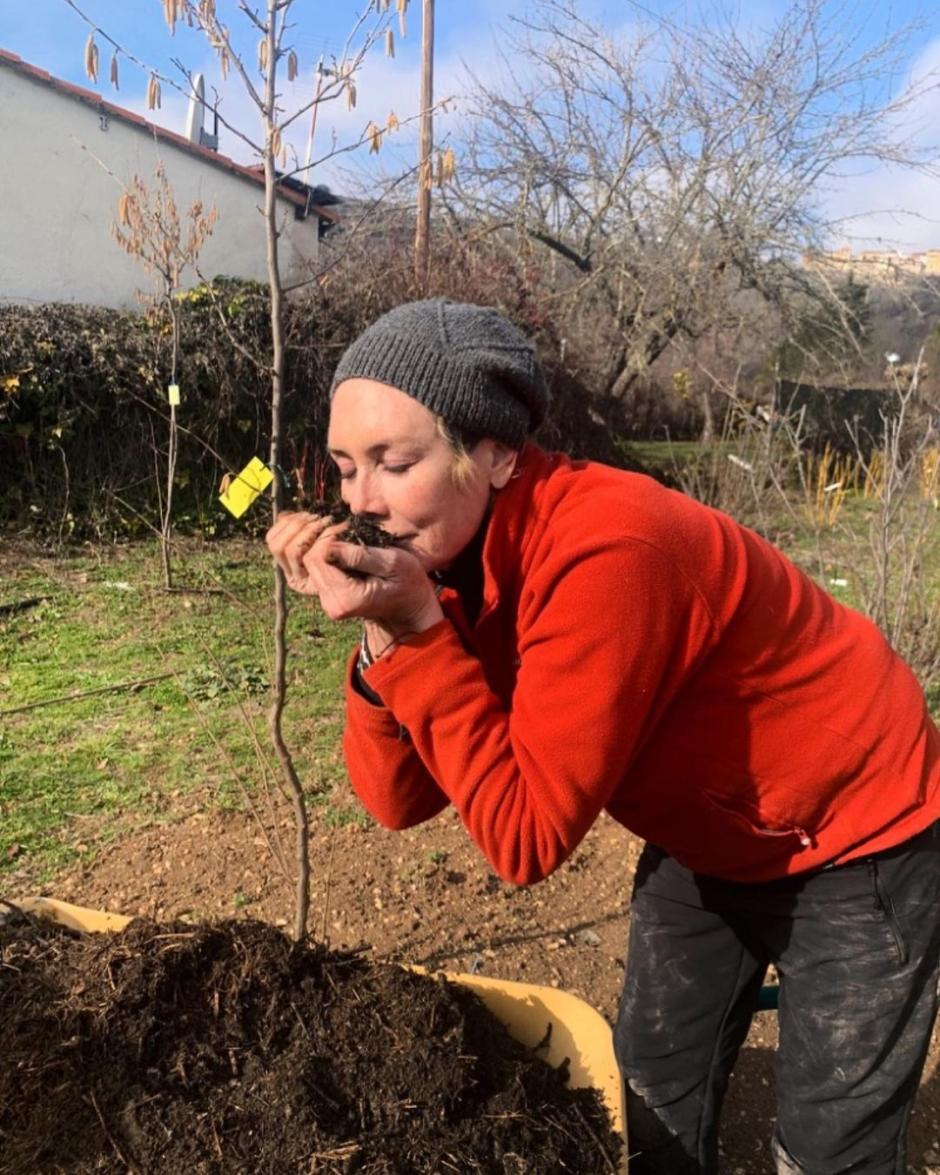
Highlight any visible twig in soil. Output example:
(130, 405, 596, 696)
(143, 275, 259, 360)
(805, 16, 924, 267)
(290, 1000, 312, 1040)
(532, 1021, 553, 1052)
(0, 673, 176, 716)
(86, 1090, 139, 1173)
(306, 1140, 360, 1162)
(210, 1117, 223, 1161)
(573, 1103, 619, 1175)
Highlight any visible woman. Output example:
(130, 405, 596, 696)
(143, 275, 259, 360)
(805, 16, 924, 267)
(267, 298, 940, 1174)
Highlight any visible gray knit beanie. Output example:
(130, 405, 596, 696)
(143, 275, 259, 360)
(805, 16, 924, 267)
(330, 298, 548, 449)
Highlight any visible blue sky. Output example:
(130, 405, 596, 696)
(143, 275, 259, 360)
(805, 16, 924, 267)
(3, 0, 940, 249)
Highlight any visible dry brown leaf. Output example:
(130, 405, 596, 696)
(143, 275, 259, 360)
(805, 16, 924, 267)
(385, 28, 395, 58)
(386, 110, 400, 133)
(109, 51, 119, 89)
(367, 121, 382, 154)
(287, 49, 299, 82)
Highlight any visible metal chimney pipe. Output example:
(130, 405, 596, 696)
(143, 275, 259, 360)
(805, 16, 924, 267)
(185, 73, 206, 145)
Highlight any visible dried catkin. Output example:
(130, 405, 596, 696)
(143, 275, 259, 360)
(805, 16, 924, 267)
(84, 34, 99, 84)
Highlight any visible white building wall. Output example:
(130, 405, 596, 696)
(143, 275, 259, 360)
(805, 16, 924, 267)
(0, 65, 319, 308)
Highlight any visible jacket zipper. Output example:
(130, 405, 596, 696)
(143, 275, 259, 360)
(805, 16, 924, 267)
(708, 795, 812, 847)
(756, 825, 812, 847)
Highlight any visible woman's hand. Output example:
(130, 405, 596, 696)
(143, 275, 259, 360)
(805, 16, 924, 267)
(266, 511, 334, 593)
(266, 512, 444, 653)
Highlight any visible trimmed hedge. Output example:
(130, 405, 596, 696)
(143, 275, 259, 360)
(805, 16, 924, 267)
(0, 282, 334, 537)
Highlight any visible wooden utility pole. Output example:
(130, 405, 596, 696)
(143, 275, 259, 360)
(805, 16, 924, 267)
(414, 0, 434, 290)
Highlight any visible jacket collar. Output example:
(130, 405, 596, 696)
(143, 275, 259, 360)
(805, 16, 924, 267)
(477, 443, 557, 621)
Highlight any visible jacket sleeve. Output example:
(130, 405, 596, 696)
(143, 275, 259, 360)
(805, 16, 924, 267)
(343, 651, 450, 828)
(358, 536, 717, 885)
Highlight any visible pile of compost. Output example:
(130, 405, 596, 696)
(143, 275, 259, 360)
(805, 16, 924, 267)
(0, 911, 622, 1173)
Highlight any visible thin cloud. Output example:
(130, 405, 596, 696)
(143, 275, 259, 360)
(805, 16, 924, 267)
(820, 33, 940, 250)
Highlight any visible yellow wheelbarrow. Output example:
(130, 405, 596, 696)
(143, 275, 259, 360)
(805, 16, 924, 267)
(16, 896, 629, 1171)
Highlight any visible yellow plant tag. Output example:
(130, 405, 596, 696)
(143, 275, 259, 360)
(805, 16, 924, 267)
(168, 383, 181, 406)
(219, 457, 273, 518)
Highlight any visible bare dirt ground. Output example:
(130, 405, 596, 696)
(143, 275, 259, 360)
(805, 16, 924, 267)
(15, 795, 940, 1173)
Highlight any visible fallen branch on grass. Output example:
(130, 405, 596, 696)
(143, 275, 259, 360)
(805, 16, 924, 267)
(0, 673, 176, 717)
(0, 597, 50, 617)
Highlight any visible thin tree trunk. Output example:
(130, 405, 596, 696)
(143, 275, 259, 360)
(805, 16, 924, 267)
(699, 388, 715, 443)
(608, 363, 639, 399)
(262, 0, 310, 944)
(161, 293, 179, 591)
(414, 0, 434, 290)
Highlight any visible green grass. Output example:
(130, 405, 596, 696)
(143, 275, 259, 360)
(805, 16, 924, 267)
(0, 539, 357, 882)
(628, 438, 731, 467)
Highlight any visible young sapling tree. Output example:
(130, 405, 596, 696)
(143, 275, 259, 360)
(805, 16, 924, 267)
(111, 163, 218, 589)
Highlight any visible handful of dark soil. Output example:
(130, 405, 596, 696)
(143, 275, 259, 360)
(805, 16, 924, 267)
(313, 501, 401, 551)
(0, 913, 622, 1174)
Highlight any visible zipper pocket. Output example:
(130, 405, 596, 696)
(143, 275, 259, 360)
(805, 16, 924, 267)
(706, 794, 813, 848)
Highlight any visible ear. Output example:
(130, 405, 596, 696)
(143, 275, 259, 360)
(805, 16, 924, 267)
(487, 442, 520, 490)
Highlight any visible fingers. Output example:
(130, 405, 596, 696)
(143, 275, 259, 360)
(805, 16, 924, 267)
(318, 538, 391, 580)
(312, 541, 440, 626)
(265, 512, 317, 562)
(266, 512, 334, 585)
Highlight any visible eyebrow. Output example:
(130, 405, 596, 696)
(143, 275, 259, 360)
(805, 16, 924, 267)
(327, 441, 424, 459)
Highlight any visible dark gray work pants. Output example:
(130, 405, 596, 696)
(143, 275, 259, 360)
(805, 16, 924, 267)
(614, 822, 940, 1173)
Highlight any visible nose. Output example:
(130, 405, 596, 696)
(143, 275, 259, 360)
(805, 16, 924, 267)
(342, 469, 387, 520)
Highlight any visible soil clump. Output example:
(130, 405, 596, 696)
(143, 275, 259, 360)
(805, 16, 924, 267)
(314, 501, 401, 552)
(0, 910, 621, 1174)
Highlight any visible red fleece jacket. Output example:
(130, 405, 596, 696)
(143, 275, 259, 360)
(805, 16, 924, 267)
(343, 446, 940, 885)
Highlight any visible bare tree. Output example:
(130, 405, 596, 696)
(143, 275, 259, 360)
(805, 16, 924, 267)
(111, 164, 218, 590)
(446, 0, 940, 415)
(851, 355, 940, 680)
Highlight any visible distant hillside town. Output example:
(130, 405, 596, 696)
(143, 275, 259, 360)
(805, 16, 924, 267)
(804, 246, 940, 284)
